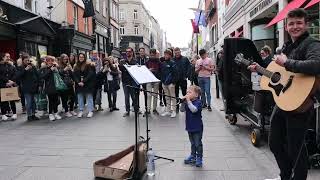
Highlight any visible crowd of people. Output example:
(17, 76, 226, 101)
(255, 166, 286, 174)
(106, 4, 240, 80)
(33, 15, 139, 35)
(0, 46, 215, 122)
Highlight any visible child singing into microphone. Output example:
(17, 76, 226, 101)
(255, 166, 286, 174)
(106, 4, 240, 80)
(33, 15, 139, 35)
(181, 85, 203, 167)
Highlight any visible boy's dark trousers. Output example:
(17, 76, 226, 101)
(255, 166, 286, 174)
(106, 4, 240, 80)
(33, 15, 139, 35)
(188, 131, 203, 158)
(269, 106, 310, 180)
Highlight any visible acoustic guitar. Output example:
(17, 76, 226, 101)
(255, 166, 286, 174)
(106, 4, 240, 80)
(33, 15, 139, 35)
(234, 53, 319, 112)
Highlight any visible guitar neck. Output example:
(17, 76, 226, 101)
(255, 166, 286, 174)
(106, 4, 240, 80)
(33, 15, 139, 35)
(256, 65, 273, 78)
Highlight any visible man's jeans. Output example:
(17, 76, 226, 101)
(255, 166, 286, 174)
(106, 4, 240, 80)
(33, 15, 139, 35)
(188, 131, 203, 158)
(77, 93, 94, 112)
(198, 77, 211, 106)
(123, 84, 137, 112)
(146, 82, 159, 111)
(24, 93, 36, 116)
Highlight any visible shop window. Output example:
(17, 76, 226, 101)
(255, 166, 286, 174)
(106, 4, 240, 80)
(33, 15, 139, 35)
(306, 3, 320, 40)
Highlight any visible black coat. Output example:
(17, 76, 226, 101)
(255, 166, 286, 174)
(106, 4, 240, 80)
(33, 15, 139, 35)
(173, 55, 191, 80)
(118, 58, 138, 85)
(100, 66, 120, 92)
(0, 62, 16, 88)
(283, 32, 320, 75)
(16, 65, 39, 94)
(39, 67, 58, 95)
(73, 64, 96, 94)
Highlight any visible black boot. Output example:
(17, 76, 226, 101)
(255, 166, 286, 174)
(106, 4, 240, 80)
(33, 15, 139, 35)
(32, 115, 40, 121)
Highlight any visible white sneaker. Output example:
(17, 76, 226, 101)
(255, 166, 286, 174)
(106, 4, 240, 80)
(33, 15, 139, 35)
(65, 112, 73, 117)
(54, 113, 62, 120)
(1, 115, 9, 121)
(77, 111, 83, 118)
(170, 112, 176, 118)
(11, 114, 17, 120)
(87, 111, 93, 118)
(264, 176, 281, 180)
(49, 114, 55, 121)
(161, 111, 170, 117)
(70, 111, 77, 116)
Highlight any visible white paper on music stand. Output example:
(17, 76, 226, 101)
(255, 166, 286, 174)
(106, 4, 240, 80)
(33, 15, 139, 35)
(124, 65, 160, 85)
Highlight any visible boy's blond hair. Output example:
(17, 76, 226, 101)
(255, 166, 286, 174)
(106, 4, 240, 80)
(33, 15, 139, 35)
(190, 85, 201, 97)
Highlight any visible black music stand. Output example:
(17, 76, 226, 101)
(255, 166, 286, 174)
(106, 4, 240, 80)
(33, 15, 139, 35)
(124, 65, 174, 178)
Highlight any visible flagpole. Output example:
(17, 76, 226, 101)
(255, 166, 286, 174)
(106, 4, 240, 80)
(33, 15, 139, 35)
(196, 10, 202, 55)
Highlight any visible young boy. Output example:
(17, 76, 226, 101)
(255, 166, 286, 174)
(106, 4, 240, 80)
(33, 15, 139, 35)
(181, 85, 203, 167)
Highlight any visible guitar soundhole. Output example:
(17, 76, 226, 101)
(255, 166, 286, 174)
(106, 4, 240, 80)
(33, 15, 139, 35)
(271, 72, 281, 84)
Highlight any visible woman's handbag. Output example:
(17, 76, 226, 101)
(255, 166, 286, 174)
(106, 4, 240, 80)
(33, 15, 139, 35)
(53, 72, 68, 91)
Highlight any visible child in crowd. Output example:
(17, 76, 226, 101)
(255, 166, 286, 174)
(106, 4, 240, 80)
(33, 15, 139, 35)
(181, 85, 203, 167)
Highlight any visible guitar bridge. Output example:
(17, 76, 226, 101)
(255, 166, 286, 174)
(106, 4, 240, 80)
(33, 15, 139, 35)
(282, 75, 294, 93)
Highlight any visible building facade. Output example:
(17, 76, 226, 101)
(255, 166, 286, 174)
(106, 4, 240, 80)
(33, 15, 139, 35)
(119, 0, 162, 55)
(109, 0, 121, 58)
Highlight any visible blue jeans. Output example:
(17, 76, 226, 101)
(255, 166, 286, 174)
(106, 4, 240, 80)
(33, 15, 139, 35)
(188, 131, 203, 158)
(198, 77, 211, 106)
(77, 93, 94, 112)
(123, 84, 137, 112)
(24, 93, 36, 116)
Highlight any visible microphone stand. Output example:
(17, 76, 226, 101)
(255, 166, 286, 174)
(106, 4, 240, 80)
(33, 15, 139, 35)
(127, 85, 175, 163)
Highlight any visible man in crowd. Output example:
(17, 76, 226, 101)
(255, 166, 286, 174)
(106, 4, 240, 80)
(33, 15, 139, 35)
(173, 47, 191, 112)
(249, 9, 320, 180)
(91, 50, 103, 111)
(119, 47, 138, 117)
(145, 49, 161, 115)
(195, 49, 214, 111)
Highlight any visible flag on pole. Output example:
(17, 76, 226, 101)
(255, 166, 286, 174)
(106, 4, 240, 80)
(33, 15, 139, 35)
(82, 0, 95, 18)
(191, 19, 199, 33)
(194, 10, 207, 27)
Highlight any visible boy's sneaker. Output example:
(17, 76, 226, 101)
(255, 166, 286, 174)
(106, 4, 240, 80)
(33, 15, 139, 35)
(161, 111, 170, 117)
(207, 106, 212, 112)
(2, 115, 9, 121)
(49, 114, 55, 121)
(77, 111, 83, 118)
(184, 155, 195, 164)
(87, 112, 93, 118)
(65, 112, 73, 117)
(54, 113, 62, 120)
(195, 157, 203, 167)
(11, 114, 17, 120)
(170, 112, 176, 118)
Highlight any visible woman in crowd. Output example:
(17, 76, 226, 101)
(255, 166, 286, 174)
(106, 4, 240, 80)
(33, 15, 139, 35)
(58, 54, 77, 117)
(69, 53, 77, 68)
(39, 56, 61, 121)
(160, 49, 178, 118)
(73, 53, 95, 118)
(16, 53, 39, 121)
(101, 56, 120, 112)
(0, 53, 17, 121)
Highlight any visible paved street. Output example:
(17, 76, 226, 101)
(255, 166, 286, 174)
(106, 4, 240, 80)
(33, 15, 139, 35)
(0, 79, 319, 180)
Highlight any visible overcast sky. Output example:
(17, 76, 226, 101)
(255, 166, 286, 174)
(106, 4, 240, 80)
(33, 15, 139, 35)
(142, 0, 198, 48)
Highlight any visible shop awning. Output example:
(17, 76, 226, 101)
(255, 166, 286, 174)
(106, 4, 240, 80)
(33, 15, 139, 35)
(15, 16, 56, 37)
(265, 0, 307, 28)
(305, 0, 320, 8)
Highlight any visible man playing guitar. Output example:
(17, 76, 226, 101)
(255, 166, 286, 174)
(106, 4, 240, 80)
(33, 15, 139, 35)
(249, 8, 320, 180)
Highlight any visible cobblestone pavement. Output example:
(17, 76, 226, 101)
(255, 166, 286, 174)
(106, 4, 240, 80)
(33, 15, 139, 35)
(0, 79, 319, 180)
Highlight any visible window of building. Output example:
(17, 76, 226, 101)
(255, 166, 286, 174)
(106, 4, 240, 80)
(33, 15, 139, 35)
(24, 0, 32, 11)
(73, 5, 78, 30)
(84, 18, 89, 34)
(96, 0, 100, 12)
(102, 1, 106, 17)
(120, 10, 124, 20)
(133, 10, 138, 20)
(134, 25, 139, 35)
(120, 25, 125, 35)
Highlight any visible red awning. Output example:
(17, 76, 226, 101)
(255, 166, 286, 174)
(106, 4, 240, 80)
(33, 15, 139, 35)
(305, 0, 320, 9)
(266, 0, 307, 28)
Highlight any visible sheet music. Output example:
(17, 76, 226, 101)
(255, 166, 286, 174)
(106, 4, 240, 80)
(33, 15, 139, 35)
(124, 65, 160, 85)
